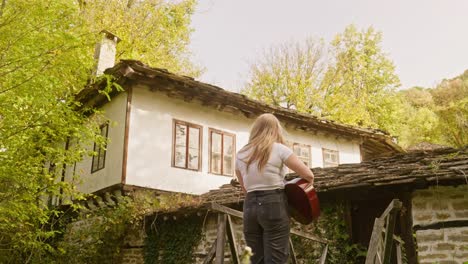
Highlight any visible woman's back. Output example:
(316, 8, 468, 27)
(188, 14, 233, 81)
(236, 142, 292, 192)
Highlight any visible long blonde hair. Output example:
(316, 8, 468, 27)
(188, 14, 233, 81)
(240, 113, 285, 172)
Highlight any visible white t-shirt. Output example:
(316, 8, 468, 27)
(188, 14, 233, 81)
(235, 143, 293, 192)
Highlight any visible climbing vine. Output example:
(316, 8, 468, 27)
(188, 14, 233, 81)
(144, 215, 203, 264)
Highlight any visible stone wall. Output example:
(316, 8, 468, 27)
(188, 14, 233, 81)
(120, 213, 246, 264)
(412, 185, 468, 263)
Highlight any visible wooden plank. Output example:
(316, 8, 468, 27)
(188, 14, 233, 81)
(380, 199, 402, 220)
(396, 243, 403, 264)
(215, 214, 227, 264)
(365, 218, 385, 264)
(211, 202, 243, 219)
(203, 239, 217, 264)
(382, 208, 399, 264)
(290, 228, 329, 244)
(318, 244, 328, 264)
(289, 238, 297, 264)
(226, 215, 240, 264)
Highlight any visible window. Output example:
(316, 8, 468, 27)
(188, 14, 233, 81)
(293, 143, 311, 167)
(323, 148, 339, 168)
(172, 120, 202, 171)
(91, 123, 109, 173)
(209, 129, 235, 176)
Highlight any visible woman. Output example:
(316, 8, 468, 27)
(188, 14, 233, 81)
(235, 113, 315, 264)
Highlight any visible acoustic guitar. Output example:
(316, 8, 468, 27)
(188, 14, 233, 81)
(285, 178, 320, 224)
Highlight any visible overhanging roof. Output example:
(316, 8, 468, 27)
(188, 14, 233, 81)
(201, 147, 468, 205)
(76, 60, 404, 157)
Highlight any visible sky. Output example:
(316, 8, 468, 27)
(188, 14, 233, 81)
(189, 0, 468, 92)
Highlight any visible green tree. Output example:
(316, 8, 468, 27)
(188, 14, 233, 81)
(321, 25, 401, 132)
(431, 72, 468, 147)
(79, 0, 200, 76)
(243, 25, 402, 135)
(243, 38, 327, 115)
(0, 0, 197, 262)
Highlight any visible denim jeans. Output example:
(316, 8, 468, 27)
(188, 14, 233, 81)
(243, 189, 290, 264)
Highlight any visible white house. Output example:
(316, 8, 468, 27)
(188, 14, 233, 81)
(68, 34, 402, 195)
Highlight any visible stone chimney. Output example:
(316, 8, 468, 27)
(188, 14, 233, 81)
(94, 30, 121, 76)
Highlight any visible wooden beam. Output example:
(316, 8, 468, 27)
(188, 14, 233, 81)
(380, 199, 402, 220)
(318, 244, 328, 264)
(365, 218, 385, 264)
(382, 207, 399, 264)
(210, 202, 243, 218)
(226, 215, 240, 264)
(290, 228, 329, 244)
(203, 239, 217, 264)
(396, 243, 403, 264)
(289, 238, 297, 264)
(215, 214, 227, 264)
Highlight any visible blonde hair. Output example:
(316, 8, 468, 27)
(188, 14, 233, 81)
(240, 113, 285, 172)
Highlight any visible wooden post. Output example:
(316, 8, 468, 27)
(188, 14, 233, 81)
(382, 209, 398, 264)
(215, 214, 227, 264)
(226, 215, 240, 264)
(318, 244, 328, 264)
(203, 239, 217, 264)
(396, 243, 403, 264)
(289, 237, 297, 264)
(365, 218, 384, 264)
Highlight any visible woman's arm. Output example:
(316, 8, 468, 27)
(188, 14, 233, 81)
(235, 169, 247, 194)
(284, 154, 315, 184)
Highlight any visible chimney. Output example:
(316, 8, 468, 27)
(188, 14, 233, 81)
(94, 30, 121, 76)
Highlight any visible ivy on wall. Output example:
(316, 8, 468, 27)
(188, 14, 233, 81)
(144, 215, 203, 264)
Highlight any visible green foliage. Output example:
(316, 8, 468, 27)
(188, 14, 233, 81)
(51, 195, 140, 264)
(144, 215, 203, 264)
(79, 0, 200, 76)
(397, 71, 468, 148)
(243, 38, 327, 115)
(291, 202, 366, 264)
(322, 25, 401, 131)
(243, 25, 402, 134)
(0, 0, 198, 262)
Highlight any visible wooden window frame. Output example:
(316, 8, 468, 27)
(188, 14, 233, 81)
(172, 119, 203, 171)
(91, 123, 109, 173)
(322, 148, 339, 168)
(292, 143, 311, 167)
(208, 128, 236, 176)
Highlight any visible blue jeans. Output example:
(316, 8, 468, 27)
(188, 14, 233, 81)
(243, 189, 290, 264)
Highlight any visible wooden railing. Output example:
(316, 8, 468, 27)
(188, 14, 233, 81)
(365, 199, 404, 264)
(205, 202, 329, 264)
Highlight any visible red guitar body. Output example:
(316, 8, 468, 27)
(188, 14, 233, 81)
(285, 178, 320, 224)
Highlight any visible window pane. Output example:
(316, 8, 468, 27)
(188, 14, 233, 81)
(223, 135, 233, 156)
(222, 135, 233, 175)
(211, 132, 222, 173)
(223, 155, 233, 175)
(188, 148, 199, 170)
(92, 157, 99, 171)
(293, 145, 301, 156)
(187, 127, 200, 170)
(188, 127, 199, 149)
(98, 148, 106, 169)
(175, 146, 186, 167)
(301, 147, 309, 158)
(175, 124, 187, 147)
(212, 132, 222, 153)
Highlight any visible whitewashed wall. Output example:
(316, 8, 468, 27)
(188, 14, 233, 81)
(126, 86, 361, 195)
(65, 92, 128, 193)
